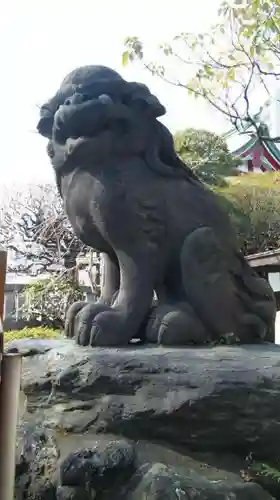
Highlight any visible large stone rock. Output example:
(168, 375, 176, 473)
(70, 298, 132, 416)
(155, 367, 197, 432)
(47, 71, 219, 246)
(118, 462, 273, 500)
(58, 438, 135, 494)
(15, 426, 135, 499)
(15, 425, 59, 499)
(8, 338, 280, 462)
(15, 426, 273, 500)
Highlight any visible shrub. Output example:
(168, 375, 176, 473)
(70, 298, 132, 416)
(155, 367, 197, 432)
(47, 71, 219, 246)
(217, 174, 280, 255)
(23, 274, 84, 329)
(174, 128, 240, 186)
(4, 326, 61, 343)
(227, 171, 280, 188)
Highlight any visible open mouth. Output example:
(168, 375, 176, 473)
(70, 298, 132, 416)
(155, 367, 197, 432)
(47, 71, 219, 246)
(37, 112, 54, 139)
(37, 93, 115, 143)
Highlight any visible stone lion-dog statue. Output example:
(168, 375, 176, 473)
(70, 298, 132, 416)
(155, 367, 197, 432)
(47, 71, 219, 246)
(37, 65, 276, 346)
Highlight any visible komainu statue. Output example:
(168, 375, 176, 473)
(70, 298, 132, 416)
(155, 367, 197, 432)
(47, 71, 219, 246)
(37, 65, 276, 346)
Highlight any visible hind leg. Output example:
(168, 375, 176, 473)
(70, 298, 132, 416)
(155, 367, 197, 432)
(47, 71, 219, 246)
(146, 226, 270, 346)
(179, 226, 242, 340)
(180, 226, 269, 343)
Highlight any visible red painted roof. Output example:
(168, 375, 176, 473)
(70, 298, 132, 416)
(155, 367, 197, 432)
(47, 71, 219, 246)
(232, 135, 280, 170)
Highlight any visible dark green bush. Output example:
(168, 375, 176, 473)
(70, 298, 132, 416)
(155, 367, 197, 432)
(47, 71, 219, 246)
(217, 175, 280, 255)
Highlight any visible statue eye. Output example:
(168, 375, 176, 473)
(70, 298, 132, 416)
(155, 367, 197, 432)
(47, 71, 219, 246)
(98, 94, 113, 104)
(64, 93, 87, 106)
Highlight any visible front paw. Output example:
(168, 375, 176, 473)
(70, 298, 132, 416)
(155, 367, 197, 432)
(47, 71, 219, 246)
(146, 303, 208, 346)
(73, 304, 130, 346)
(65, 296, 121, 345)
(88, 310, 129, 347)
(74, 303, 112, 346)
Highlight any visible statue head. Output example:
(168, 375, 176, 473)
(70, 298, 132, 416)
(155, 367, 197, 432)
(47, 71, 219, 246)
(37, 65, 165, 141)
(37, 64, 199, 182)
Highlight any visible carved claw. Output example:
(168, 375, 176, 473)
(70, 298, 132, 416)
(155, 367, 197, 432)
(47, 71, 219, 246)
(66, 302, 129, 347)
(89, 311, 128, 346)
(64, 301, 87, 339)
(74, 303, 112, 346)
(146, 303, 209, 346)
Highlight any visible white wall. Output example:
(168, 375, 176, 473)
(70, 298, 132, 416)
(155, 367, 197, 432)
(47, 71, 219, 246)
(275, 311, 280, 344)
(269, 272, 280, 292)
(269, 80, 280, 143)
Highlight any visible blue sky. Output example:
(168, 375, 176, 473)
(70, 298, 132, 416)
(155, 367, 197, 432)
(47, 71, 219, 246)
(0, 0, 227, 184)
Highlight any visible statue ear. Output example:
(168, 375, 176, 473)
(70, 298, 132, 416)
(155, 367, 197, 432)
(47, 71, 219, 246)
(125, 82, 166, 118)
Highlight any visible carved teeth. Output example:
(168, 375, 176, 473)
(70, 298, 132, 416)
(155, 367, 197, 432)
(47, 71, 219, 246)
(66, 137, 86, 156)
(66, 138, 78, 155)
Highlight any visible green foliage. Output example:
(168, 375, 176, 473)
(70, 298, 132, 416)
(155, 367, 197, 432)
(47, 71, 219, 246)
(23, 274, 84, 328)
(122, 50, 130, 67)
(240, 457, 280, 499)
(251, 462, 280, 483)
(123, 1, 280, 133)
(182, 0, 278, 105)
(227, 171, 280, 188)
(174, 128, 240, 185)
(124, 37, 144, 62)
(217, 173, 280, 254)
(4, 326, 60, 343)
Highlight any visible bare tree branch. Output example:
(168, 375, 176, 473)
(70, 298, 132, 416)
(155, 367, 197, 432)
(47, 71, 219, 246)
(123, 1, 280, 142)
(0, 184, 86, 276)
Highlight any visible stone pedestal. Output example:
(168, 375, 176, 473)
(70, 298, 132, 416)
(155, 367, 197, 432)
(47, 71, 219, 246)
(7, 338, 280, 499)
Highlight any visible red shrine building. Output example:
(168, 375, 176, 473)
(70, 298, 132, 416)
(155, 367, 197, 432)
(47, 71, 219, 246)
(232, 133, 280, 173)
(226, 94, 280, 173)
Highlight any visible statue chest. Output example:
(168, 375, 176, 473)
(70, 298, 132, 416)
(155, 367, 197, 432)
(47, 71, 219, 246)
(60, 170, 115, 252)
